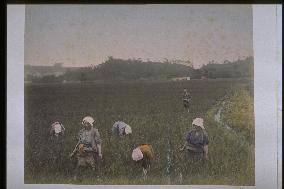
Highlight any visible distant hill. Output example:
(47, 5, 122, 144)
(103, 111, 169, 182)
(26, 57, 253, 83)
(91, 57, 194, 80)
(57, 57, 195, 82)
(200, 57, 253, 79)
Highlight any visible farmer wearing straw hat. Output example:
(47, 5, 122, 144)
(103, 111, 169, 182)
(182, 89, 191, 112)
(180, 118, 209, 161)
(70, 116, 102, 180)
(112, 121, 132, 137)
(132, 144, 154, 179)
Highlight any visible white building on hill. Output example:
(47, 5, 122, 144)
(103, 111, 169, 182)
(171, 77, 190, 81)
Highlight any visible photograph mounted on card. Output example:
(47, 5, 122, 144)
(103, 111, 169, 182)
(23, 5, 255, 185)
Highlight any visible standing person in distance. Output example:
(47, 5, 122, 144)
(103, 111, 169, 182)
(182, 89, 191, 113)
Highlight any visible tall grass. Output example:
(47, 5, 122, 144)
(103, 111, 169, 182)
(24, 78, 254, 185)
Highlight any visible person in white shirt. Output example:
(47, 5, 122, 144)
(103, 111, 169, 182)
(112, 121, 132, 137)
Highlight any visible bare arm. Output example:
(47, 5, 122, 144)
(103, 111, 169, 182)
(93, 128, 102, 158)
(61, 124, 66, 131)
(97, 144, 102, 158)
(203, 145, 208, 160)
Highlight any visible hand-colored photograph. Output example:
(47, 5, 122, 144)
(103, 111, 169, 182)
(24, 5, 255, 185)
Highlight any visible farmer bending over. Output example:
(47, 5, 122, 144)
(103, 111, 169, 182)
(112, 121, 132, 137)
(180, 118, 209, 161)
(70, 116, 102, 181)
(132, 144, 154, 179)
(49, 121, 65, 139)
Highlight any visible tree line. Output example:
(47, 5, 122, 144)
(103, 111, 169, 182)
(26, 56, 253, 83)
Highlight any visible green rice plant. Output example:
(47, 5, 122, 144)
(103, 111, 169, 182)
(24, 78, 254, 185)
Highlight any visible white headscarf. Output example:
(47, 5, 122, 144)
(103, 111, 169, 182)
(52, 122, 62, 134)
(82, 116, 95, 126)
(192, 118, 205, 129)
(132, 147, 143, 161)
(124, 125, 132, 135)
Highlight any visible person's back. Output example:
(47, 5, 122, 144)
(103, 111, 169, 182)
(112, 121, 132, 136)
(112, 121, 125, 133)
(132, 144, 154, 179)
(138, 144, 154, 160)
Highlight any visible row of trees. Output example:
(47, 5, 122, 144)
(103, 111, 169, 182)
(27, 56, 253, 83)
(202, 57, 253, 79)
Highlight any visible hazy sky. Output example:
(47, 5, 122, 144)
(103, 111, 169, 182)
(25, 5, 253, 68)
